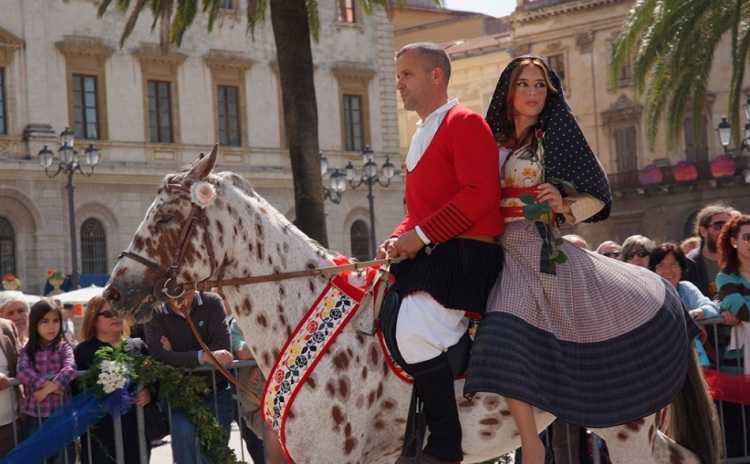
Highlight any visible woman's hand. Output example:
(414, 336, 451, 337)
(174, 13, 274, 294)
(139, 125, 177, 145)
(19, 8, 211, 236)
(689, 309, 705, 320)
(537, 183, 569, 215)
(160, 336, 172, 352)
(135, 386, 151, 407)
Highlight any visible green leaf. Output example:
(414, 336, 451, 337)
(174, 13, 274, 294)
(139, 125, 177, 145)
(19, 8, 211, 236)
(519, 194, 536, 205)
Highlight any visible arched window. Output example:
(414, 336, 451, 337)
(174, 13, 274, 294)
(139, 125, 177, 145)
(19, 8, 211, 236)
(350, 220, 371, 261)
(0, 217, 16, 276)
(81, 218, 107, 274)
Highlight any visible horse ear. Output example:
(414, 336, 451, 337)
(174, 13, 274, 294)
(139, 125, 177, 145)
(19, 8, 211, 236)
(186, 145, 218, 181)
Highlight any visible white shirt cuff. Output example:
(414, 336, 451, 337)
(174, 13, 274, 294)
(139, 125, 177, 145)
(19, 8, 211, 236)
(415, 226, 431, 245)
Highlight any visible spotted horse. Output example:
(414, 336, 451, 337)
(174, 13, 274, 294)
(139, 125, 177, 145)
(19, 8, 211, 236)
(104, 148, 720, 464)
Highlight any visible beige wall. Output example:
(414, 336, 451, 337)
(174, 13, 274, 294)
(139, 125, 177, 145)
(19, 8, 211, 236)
(0, 0, 405, 292)
(392, 9, 489, 49)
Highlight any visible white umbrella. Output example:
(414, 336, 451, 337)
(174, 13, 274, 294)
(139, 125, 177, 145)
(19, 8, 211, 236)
(54, 285, 103, 305)
(0, 290, 42, 305)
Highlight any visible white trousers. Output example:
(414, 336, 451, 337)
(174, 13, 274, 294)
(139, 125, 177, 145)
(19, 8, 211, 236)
(395, 291, 468, 364)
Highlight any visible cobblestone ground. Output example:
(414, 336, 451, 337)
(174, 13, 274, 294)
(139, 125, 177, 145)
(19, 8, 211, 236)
(150, 423, 255, 464)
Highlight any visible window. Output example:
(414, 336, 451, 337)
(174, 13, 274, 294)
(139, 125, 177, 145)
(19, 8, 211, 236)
(72, 74, 99, 139)
(337, 0, 356, 23)
(81, 218, 107, 274)
(350, 220, 370, 261)
(148, 80, 173, 143)
(684, 115, 708, 163)
(343, 94, 364, 152)
(547, 54, 566, 87)
(614, 126, 638, 173)
(217, 85, 241, 146)
(0, 217, 15, 277)
(220, 0, 235, 9)
(0, 67, 6, 135)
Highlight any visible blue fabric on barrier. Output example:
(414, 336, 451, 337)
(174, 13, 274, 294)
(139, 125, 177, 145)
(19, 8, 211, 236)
(1, 388, 132, 464)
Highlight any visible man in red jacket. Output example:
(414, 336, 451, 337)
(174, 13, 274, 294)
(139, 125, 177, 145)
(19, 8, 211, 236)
(379, 42, 504, 464)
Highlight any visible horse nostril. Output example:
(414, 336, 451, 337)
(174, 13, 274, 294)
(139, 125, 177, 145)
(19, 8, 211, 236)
(104, 286, 120, 302)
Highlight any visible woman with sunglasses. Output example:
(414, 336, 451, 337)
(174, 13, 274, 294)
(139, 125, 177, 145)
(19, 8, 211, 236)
(714, 214, 750, 457)
(74, 296, 152, 463)
(621, 234, 655, 267)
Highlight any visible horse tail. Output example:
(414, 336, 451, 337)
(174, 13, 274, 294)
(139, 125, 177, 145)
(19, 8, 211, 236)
(670, 349, 722, 464)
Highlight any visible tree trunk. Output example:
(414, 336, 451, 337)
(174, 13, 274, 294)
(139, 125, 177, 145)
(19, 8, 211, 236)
(270, 0, 328, 247)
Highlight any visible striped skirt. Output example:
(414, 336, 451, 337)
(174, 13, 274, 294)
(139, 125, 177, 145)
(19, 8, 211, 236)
(464, 220, 698, 427)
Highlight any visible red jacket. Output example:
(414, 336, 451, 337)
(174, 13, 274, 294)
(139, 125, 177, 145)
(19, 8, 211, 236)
(392, 105, 504, 242)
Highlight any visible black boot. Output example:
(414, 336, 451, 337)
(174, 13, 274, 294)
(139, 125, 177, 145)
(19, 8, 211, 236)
(405, 353, 462, 463)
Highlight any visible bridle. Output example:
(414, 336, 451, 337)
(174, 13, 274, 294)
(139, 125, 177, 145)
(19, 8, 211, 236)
(117, 183, 218, 301)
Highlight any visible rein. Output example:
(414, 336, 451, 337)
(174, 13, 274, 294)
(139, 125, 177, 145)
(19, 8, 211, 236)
(116, 181, 399, 398)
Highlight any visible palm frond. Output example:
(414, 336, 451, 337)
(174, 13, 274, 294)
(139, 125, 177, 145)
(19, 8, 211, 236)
(119, 0, 148, 47)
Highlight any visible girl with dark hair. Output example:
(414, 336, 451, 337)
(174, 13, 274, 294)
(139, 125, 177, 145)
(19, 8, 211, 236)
(464, 56, 712, 464)
(16, 299, 76, 463)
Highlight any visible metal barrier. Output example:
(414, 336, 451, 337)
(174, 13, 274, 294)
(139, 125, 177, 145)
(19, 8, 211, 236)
(5, 359, 259, 464)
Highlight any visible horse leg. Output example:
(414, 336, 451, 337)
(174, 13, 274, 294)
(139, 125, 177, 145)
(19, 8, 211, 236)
(262, 423, 291, 464)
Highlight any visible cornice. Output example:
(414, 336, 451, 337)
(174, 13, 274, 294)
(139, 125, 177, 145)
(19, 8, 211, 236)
(132, 43, 187, 68)
(203, 49, 254, 73)
(0, 26, 24, 65)
(55, 35, 114, 60)
(511, 0, 625, 25)
(601, 94, 642, 125)
(330, 62, 377, 83)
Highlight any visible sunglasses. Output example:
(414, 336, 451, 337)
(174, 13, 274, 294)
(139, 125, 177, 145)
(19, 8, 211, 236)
(602, 252, 620, 258)
(625, 250, 650, 260)
(97, 310, 117, 319)
(709, 221, 727, 231)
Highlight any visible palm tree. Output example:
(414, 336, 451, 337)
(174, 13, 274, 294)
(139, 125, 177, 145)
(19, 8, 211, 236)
(92, 0, 439, 246)
(611, 0, 749, 149)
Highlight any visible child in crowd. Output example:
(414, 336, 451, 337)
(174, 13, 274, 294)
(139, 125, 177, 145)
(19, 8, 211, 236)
(16, 299, 76, 463)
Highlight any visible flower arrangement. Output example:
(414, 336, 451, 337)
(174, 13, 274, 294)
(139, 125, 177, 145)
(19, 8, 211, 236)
(47, 268, 65, 281)
(80, 340, 240, 464)
(2, 273, 21, 291)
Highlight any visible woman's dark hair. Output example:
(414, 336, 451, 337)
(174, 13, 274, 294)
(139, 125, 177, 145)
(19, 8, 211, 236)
(25, 299, 64, 370)
(648, 242, 688, 274)
(718, 214, 750, 274)
(497, 57, 558, 150)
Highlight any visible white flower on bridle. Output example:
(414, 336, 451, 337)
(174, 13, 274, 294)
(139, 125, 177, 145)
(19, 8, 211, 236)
(190, 181, 216, 209)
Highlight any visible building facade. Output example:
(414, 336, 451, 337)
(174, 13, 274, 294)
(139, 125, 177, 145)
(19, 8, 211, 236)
(0, 0, 404, 293)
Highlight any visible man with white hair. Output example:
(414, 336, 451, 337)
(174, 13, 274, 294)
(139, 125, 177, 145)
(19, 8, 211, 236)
(0, 293, 29, 348)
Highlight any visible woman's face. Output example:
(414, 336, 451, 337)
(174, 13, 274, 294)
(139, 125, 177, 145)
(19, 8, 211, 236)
(654, 252, 682, 287)
(731, 224, 750, 266)
(512, 64, 548, 119)
(95, 301, 123, 339)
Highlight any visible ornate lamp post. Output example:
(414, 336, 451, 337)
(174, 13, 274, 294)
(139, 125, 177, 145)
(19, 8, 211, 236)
(320, 146, 397, 258)
(37, 128, 101, 289)
(717, 96, 750, 156)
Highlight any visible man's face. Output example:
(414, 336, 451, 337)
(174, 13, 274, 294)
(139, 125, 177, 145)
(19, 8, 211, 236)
(396, 51, 434, 113)
(0, 301, 28, 334)
(701, 212, 732, 253)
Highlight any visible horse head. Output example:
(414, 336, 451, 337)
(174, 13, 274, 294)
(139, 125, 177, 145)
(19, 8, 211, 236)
(104, 146, 227, 320)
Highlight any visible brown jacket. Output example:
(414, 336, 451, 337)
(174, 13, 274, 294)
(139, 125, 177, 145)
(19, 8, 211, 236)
(0, 319, 18, 378)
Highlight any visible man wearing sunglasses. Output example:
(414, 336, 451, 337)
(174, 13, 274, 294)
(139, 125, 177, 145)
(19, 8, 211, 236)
(685, 204, 737, 299)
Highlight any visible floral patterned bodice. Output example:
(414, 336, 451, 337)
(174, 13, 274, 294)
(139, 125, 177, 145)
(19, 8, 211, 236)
(500, 143, 544, 223)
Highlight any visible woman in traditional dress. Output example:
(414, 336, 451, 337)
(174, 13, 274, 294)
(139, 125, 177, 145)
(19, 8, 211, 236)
(464, 56, 715, 464)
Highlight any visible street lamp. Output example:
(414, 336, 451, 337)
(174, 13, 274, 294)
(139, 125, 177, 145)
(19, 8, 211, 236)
(320, 147, 397, 258)
(37, 128, 101, 289)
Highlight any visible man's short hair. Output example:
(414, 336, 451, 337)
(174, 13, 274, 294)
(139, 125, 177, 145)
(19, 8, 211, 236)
(396, 42, 452, 82)
(694, 203, 737, 237)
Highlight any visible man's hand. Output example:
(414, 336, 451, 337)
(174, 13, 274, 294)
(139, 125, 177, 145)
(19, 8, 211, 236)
(237, 343, 254, 361)
(376, 238, 398, 259)
(0, 373, 9, 391)
(208, 349, 234, 368)
(392, 230, 426, 259)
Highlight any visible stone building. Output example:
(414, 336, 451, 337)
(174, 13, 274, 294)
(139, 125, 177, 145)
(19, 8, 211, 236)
(393, 0, 750, 247)
(0, 0, 403, 293)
